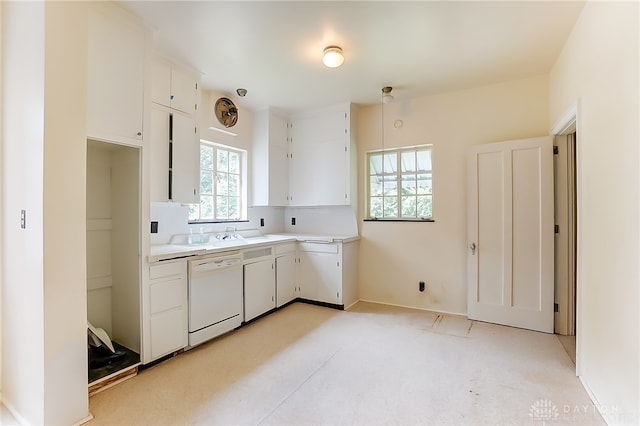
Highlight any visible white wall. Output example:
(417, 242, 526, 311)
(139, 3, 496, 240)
(2, 2, 90, 424)
(42, 2, 89, 424)
(357, 75, 549, 315)
(549, 2, 639, 424)
(284, 206, 358, 236)
(0, 0, 3, 398)
(200, 89, 253, 152)
(2, 2, 47, 422)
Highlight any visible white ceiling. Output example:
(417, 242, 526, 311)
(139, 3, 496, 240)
(121, 1, 585, 113)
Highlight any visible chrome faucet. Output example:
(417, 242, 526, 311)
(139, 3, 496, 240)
(219, 226, 237, 240)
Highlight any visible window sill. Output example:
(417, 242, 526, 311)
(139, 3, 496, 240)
(363, 218, 435, 223)
(188, 219, 250, 225)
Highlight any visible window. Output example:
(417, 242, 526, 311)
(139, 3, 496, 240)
(367, 145, 433, 220)
(189, 140, 246, 222)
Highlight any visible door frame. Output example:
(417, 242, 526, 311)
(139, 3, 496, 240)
(550, 100, 580, 375)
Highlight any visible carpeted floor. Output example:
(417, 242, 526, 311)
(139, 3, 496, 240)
(85, 301, 603, 425)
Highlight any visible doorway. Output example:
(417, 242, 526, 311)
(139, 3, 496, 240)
(86, 139, 142, 388)
(552, 117, 578, 365)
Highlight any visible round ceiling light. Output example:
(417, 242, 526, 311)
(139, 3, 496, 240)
(323, 46, 344, 68)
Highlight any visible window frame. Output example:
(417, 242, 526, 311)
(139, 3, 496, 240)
(365, 144, 434, 222)
(188, 139, 248, 224)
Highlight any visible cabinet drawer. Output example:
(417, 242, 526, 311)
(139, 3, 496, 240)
(150, 308, 187, 359)
(150, 261, 184, 279)
(274, 243, 296, 255)
(150, 278, 184, 314)
(299, 242, 339, 254)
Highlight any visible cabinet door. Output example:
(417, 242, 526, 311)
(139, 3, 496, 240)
(276, 254, 296, 307)
(306, 252, 342, 304)
(171, 112, 199, 203)
(150, 308, 187, 359)
(289, 105, 349, 206)
(170, 67, 198, 115)
(297, 252, 317, 300)
(269, 113, 290, 206)
(151, 61, 172, 108)
(87, 6, 145, 144)
(244, 260, 276, 321)
(149, 106, 170, 202)
(148, 262, 188, 361)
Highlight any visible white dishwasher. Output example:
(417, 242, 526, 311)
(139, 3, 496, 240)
(188, 252, 242, 348)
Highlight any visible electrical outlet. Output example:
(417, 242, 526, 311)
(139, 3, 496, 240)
(20, 210, 26, 229)
(151, 221, 158, 233)
(419, 281, 425, 292)
(260, 218, 265, 227)
(291, 217, 296, 225)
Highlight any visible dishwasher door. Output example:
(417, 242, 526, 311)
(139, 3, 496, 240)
(188, 254, 242, 346)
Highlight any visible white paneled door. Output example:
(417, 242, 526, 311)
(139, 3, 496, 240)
(467, 137, 554, 333)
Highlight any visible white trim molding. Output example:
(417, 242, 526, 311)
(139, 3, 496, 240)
(551, 100, 579, 136)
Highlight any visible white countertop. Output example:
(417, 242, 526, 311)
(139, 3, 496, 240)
(149, 233, 359, 263)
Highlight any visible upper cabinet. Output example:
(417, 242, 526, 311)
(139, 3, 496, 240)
(87, 4, 146, 145)
(151, 60, 199, 115)
(149, 59, 200, 204)
(251, 108, 289, 207)
(289, 103, 357, 208)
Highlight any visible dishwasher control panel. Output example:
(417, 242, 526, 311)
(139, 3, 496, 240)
(189, 254, 241, 273)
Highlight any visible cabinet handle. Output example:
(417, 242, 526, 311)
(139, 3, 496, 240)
(137, 131, 142, 136)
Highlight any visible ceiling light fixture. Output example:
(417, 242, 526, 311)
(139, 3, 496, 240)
(380, 86, 391, 165)
(323, 45, 344, 68)
(382, 86, 394, 104)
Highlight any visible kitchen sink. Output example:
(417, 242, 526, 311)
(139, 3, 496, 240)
(211, 239, 248, 247)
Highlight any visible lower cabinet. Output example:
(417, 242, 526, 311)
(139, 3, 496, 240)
(275, 243, 297, 307)
(243, 254, 276, 322)
(148, 260, 188, 361)
(297, 241, 359, 308)
(275, 253, 296, 307)
(298, 247, 341, 304)
(142, 239, 358, 364)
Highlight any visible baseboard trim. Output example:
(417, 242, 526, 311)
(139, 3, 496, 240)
(358, 298, 467, 318)
(73, 413, 94, 426)
(1, 396, 30, 425)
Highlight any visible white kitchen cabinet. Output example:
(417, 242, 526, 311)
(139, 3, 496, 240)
(296, 252, 317, 300)
(289, 103, 357, 208)
(152, 60, 199, 115)
(297, 240, 359, 308)
(149, 105, 199, 203)
(147, 260, 188, 361)
(244, 260, 276, 321)
(87, 4, 146, 145)
(171, 112, 199, 203)
(313, 253, 343, 305)
(149, 106, 170, 202)
(298, 243, 340, 303)
(243, 247, 276, 322)
(251, 108, 290, 206)
(275, 243, 297, 307)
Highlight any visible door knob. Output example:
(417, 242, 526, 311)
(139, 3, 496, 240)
(470, 243, 476, 255)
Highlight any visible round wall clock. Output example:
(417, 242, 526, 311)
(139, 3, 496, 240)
(214, 97, 238, 128)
